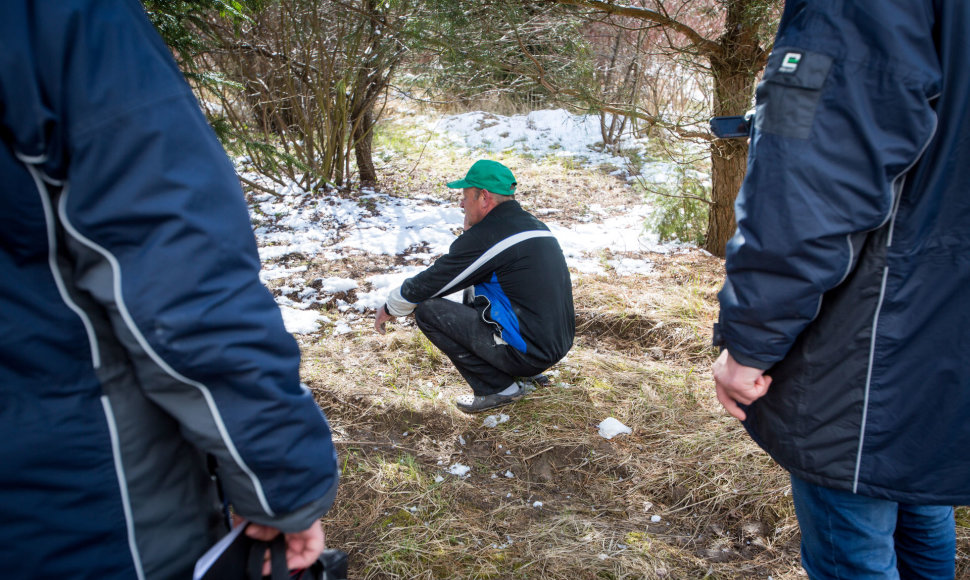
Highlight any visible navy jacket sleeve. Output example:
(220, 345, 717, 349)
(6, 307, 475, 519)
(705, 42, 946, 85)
(717, 0, 942, 368)
(1, 0, 337, 530)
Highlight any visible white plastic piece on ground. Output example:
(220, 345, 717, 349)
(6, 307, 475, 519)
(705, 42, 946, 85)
(598, 417, 632, 439)
(483, 413, 510, 428)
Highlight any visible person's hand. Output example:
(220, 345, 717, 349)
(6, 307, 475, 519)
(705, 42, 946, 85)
(244, 519, 325, 576)
(374, 305, 393, 335)
(711, 349, 772, 421)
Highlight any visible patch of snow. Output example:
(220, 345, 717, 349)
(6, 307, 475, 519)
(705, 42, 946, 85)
(436, 109, 648, 173)
(447, 463, 471, 477)
(279, 306, 324, 335)
(313, 277, 358, 292)
(260, 265, 308, 282)
(332, 321, 353, 336)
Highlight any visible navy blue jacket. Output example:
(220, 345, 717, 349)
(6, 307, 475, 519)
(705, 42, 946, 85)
(717, 0, 970, 504)
(0, 1, 338, 578)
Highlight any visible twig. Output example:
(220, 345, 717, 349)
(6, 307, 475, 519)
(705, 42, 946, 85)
(524, 446, 556, 462)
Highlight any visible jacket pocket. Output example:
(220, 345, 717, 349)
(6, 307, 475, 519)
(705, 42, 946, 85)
(755, 48, 833, 139)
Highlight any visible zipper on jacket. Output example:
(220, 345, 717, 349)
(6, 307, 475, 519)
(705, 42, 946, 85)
(20, 157, 102, 369)
(853, 108, 939, 493)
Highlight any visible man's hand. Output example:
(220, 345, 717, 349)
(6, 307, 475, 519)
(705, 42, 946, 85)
(711, 349, 772, 421)
(245, 519, 325, 576)
(374, 305, 393, 335)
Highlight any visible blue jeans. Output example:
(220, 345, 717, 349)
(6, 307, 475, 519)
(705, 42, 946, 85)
(790, 474, 955, 579)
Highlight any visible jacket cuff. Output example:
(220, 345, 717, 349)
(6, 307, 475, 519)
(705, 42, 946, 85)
(714, 321, 774, 370)
(712, 322, 724, 348)
(245, 476, 339, 533)
(725, 348, 774, 371)
(385, 286, 417, 317)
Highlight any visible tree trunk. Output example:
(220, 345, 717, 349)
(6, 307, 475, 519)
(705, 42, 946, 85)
(355, 108, 377, 186)
(707, 137, 748, 256)
(704, 69, 753, 255)
(703, 0, 768, 257)
(705, 55, 753, 256)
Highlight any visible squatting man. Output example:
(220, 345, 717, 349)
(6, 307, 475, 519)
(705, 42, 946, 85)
(374, 159, 575, 413)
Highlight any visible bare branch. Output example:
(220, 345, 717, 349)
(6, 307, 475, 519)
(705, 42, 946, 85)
(644, 190, 714, 206)
(552, 0, 722, 57)
(238, 174, 283, 196)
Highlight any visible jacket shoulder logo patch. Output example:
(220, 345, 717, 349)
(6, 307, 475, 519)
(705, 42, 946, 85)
(779, 52, 802, 73)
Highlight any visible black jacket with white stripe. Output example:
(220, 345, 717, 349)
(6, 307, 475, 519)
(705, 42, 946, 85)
(389, 200, 574, 365)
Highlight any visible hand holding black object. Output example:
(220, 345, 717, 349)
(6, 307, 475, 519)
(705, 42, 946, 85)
(245, 520, 325, 577)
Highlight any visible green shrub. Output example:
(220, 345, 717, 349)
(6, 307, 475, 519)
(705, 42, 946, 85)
(643, 162, 710, 246)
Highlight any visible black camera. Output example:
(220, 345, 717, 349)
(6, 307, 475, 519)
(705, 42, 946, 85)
(709, 111, 754, 139)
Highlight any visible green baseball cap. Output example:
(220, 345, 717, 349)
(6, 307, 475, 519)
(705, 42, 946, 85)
(446, 160, 517, 196)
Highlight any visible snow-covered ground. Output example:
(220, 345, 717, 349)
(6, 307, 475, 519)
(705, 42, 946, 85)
(437, 109, 643, 170)
(244, 108, 690, 335)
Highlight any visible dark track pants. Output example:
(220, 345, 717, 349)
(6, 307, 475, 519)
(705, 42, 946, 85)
(414, 298, 548, 396)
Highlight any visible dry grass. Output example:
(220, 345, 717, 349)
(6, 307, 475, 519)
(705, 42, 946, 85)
(301, 253, 808, 579)
(283, 106, 970, 579)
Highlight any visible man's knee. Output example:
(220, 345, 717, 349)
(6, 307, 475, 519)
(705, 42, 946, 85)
(413, 298, 469, 336)
(412, 299, 440, 332)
